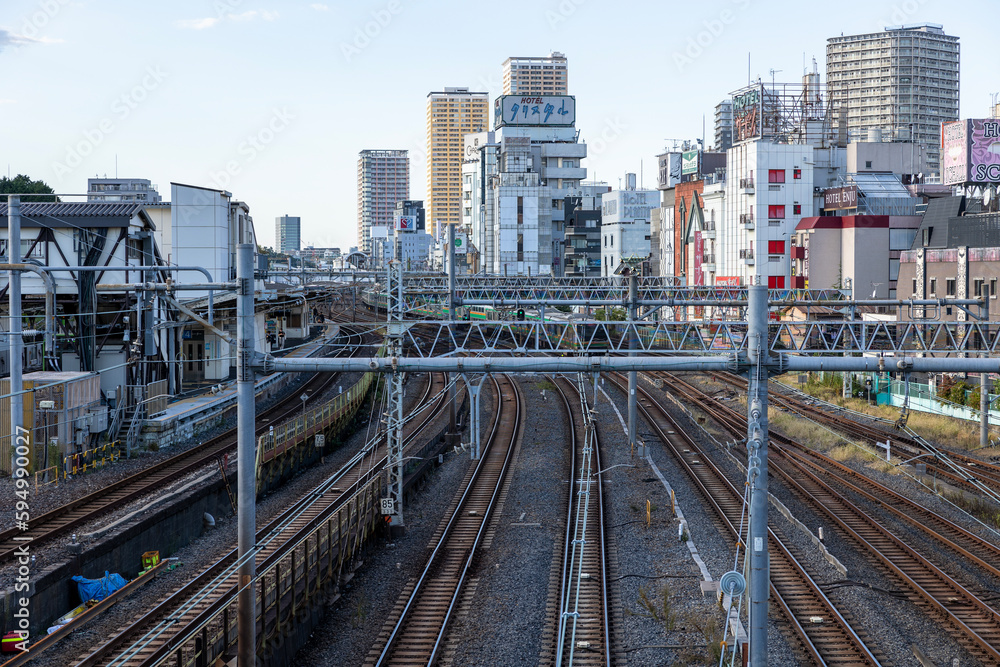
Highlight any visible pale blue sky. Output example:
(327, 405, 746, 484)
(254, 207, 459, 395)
(1, 0, 994, 250)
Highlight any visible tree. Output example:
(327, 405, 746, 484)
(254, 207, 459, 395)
(0, 175, 58, 202)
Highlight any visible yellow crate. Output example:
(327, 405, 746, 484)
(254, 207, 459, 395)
(141, 551, 160, 570)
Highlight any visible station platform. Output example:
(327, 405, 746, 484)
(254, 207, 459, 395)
(140, 325, 341, 449)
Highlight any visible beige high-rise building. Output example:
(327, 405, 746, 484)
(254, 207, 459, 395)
(502, 52, 568, 95)
(425, 87, 489, 237)
(357, 149, 409, 255)
(827, 24, 959, 173)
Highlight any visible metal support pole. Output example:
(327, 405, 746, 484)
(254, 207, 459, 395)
(235, 243, 257, 667)
(9, 196, 24, 477)
(982, 371, 990, 450)
(386, 226, 406, 528)
(447, 225, 456, 438)
(746, 284, 770, 666)
(628, 271, 639, 456)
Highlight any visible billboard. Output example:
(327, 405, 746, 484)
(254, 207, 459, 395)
(823, 186, 858, 210)
(494, 95, 576, 128)
(453, 233, 467, 255)
(693, 231, 704, 286)
(942, 119, 1000, 185)
(681, 150, 699, 175)
(395, 215, 416, 232)
(732, 85, 762, 143)
(715, 276, 740, 287)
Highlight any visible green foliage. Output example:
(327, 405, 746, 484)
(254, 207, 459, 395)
(595, 307, 626, 321)
(635, 584, 676, 631)
(0, 174, 58, 202)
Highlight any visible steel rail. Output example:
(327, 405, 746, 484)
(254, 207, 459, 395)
(73, 371, 451, 667)
(374, 374, 522, 666)
(0, 330, 357, 563)
(605, 373, 881, 666)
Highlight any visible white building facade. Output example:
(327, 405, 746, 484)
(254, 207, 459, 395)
(600, 184, 656, 276)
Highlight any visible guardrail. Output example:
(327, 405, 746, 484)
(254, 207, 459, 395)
(62, 441, 122, 477)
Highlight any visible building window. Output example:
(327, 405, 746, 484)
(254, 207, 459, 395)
(768, 205, 785, 219)
(767, 240, 785, 254)
(865, 161, 873, 168)
(767, 275, 785, 288)
(793, 169, 802, 179)
(768, 169, 785, 183)
(930, 278, 937, 295)
(991, 279, 998, 298)
(793, 204, 802, 215)
(912, 278, 917, 294)
(974, 278, 984, 297)
(946, 279, 956, 296)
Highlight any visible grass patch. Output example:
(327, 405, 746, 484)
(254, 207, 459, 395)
(941, 491, 1000, 529)
(633, 584, 677, 631)
(534, 379, 557, 393)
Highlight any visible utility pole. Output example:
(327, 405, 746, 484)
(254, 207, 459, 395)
(447, 224, 456, 441)
(235, 243, 256, 666)
(9, 196, 23, 478)
(386, 220, 405, 528)
(746, 284, 770, 666)
(983, 369, 990, 450)
(627, 267, 640, 455)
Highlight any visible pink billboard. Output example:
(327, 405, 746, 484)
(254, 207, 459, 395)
(942, 119, 1000, 185)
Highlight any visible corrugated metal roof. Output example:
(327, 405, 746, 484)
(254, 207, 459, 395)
(0, 202, 143, 217)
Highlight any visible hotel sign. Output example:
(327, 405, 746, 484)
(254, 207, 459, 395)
(495, 95, 576, 128)
(732, 85, 762, 143)
(942, 119, 1000, 185)
(823, 185, 857, 210)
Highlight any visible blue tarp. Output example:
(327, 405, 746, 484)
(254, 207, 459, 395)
(72, 571, 127, 603)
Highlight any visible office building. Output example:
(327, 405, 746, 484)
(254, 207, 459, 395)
(714, 101, 733, 152)
(275, 215, 301, 254)
(826, 24, 960, 172)
(357, 149, 410, 255)
(502, 52, 568, 95)
(601, 175, 656, 277)
(426, 88, 489, 238)
(87, 178, 161, 203)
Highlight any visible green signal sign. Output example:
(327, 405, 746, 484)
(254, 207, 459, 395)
(454, 238, 463, 246)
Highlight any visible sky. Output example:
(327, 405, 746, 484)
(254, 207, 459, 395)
(1, 0, 995, 251)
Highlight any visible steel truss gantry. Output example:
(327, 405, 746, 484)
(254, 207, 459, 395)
(236, 247, 1000, 665)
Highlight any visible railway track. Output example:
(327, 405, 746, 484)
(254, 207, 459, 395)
(368, 373, 523, 666)
(713, 372, 1000, 497)
(544, 375, 613, 667)
(0, 329, 367, 564)
(604, 373, 884, 666)
(71, 371, 452, 667)
(658, 371, 1000, 662)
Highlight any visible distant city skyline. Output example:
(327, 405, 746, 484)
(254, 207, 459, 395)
(2, 1, 996, 250)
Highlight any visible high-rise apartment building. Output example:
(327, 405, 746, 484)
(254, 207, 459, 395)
(501, 52, 568, 95)
(714, 101, 733, 152)
(426, 88, 489, 238)
(275, 215, 301, 254)
(827, 24, 960, 173)
(357, 149, 410, 254)
(87, 178, 162, 203)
